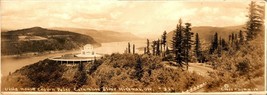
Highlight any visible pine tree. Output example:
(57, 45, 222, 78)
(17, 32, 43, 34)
(146, 39, 150, 54)
(135, 57, 143, 81)
(184, 23, 194, 70)
(128, 42, 131, 53)
(144, 47, 146, 54)
(257, 2, 265, 36)
(152, 40, 156, 55)
(231, 33, 235, 45)
(221, 38, 229, 51)
(172, 18, 184, 67)
(78, 62, 84, 71)
(194, 33, 201, 63)
(217, 37, 222, 57)
(210, 32, 218, 54)
(160, 39, 162, 54)
(162, 31, 167, 56)
(156, 39, 160, 56)
(246, 1, 264, 41)
(133, 44, 135, 54)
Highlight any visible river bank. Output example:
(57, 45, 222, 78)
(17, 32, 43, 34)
(1, 49, 80, 59)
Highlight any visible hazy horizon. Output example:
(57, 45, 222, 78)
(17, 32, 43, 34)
(1, 0, 259, 38)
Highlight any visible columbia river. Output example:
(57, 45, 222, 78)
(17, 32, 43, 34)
(1, 40, 146, 76)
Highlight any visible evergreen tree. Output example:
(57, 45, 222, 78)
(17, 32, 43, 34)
(160, 39, 162, 54)
(144, 47, 146, 54)
(146, 39, 150, 54)
(152, 40, 156, 55)
(133, 44, 135, 54)
(210, 32, 218, 54)
(257, 2, 265, 36)
(156, 39, 160, 56)
(78, 62, 84, 71)
(246, 1, 264, 41)
(221, 38, 229, 51)
(75, 62, 87, 89)
(162, 31, 167, 55)
(135, 57, 143, 81)
(239, 30, 244, 45)
(183, 23, 194, 70)
(217, 37, 222, 57)
(231, 33, 235, 45)
(128, 42, 131, 53)
(194, 33, 201, 63)
(172, 18, 184, 67)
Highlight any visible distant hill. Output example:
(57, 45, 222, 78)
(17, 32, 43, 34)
(1, 27, 101, 55)
(1, 28, 9, 32)
(52, 27, 143, 43)
(166, 25, 245, 45)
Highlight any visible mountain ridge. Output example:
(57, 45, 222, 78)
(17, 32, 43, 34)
(166, 25, 245, 45)
(51, 27, 143, 43)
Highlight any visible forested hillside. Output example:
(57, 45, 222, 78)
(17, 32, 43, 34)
(1, 27, 101, 55)
(2, 54, 205, 92)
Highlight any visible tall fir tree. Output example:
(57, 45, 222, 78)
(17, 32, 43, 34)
(135, 56, 143, 81)
(160, 39, 162, 54)
(144, 47, 146, 54)
(228, 34, 232, 44)
(133, 44, 135, 54)
(210, 32, 218, 54)
(152, 40, 157, 55)
(217, 37, 222, 57)
(128, 42, 131, 53)
(231, 33, 235, 45)
(146, 39, 150, 54)
(172, 18, 184, 67)
(156, 39, 160, 56)
(194, 33, 202, 63)
(162, 31, 167, 56)
(246, 1, 264, 41)
(221, 38, 229, 51)
(183, 23, 194, 70)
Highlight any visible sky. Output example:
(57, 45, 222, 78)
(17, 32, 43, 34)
(0, 0, 258, 38)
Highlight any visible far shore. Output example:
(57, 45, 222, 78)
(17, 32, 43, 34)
(1, 43, 103, 58)
(1, 49, 80, 59)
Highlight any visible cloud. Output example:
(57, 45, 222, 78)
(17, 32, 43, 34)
(1, 0, 252, 38)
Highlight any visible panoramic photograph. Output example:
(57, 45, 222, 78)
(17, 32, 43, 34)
(1, 0, 265, 94)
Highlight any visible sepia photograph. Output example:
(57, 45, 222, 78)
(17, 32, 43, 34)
(1, 0, 265, 94)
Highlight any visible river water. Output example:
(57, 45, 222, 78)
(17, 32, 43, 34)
(1, 40, 146, 76)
